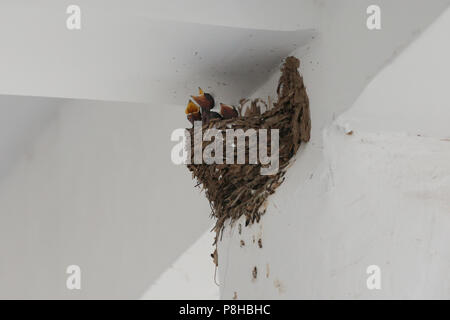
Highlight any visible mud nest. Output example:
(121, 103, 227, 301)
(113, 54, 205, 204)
(186, 56, 311, 241)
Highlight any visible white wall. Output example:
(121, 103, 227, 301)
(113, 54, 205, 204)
(142, 229, 219, 300)
(0, 0, 318, 300)
(218, 1, 450, 299)
(1, 0, 450, 300)
(0, 96, 60, 180)
(0, 99, 212, 299)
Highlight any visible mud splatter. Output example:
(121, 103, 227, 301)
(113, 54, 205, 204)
(252, 267, 258, 281)
(274, 279, 285, 294)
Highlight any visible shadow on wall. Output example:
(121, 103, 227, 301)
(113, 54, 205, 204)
(0, 98, 211, 299)
(0, 95, 61, 180)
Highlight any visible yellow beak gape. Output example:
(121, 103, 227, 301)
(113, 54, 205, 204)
(185, 100, 200, 114)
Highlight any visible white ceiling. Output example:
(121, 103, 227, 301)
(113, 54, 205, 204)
(0, 1, 316, 105)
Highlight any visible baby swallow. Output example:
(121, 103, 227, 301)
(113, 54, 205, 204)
(191, 88, 215, 111)
(191, 88, 215, 124)
(185, 100, 201, 126)
(220, 103, 239, 119)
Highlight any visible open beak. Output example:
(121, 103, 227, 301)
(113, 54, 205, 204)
(186, 100, 202, 126)
(185, 100, 200, 115)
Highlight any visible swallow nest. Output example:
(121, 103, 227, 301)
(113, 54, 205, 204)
(187, 56, 311, 244)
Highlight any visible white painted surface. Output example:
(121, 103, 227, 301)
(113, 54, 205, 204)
(0, 99, 213, 299)
(0, 0, 317, 299)
(10, 0, 319, 31)
(0, 1, 315, 104)
(218, 2, 450, 299)
(0, 96, 60, 180)
(142, 229, 219, 300)
(0, 0, 449, 300)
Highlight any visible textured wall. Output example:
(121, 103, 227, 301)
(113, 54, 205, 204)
(218, 1, 450, 299)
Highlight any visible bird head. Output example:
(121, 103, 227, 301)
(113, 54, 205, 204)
(191, 87, 215, 111)
(185, 100, 200, 115)
(220, 103, 238, 119)
(185, 100, 201, 126)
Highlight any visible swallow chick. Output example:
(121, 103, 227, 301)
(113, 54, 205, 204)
(191, 87, 215, 110)
(191, 87, 215, 124)
(220, 103, 239, 119)
(185, 100, 201, 126)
